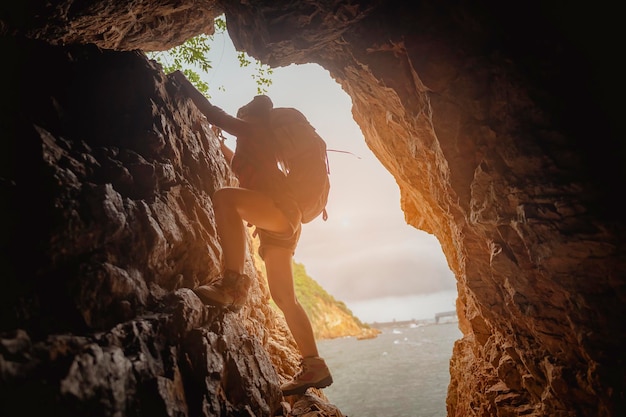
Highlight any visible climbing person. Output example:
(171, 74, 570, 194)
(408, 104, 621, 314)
(170, 70, 333, 396)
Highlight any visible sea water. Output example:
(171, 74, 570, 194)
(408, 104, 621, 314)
(317, 321, 462, 417)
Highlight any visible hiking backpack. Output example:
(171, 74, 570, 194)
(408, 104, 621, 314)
(269, 107, 330, 223)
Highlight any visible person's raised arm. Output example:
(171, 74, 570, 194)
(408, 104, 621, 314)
(169, 70, 252, 138)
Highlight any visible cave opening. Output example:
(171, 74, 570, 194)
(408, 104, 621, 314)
(173, 28, 461, 416)
(172, 27, 460, 323)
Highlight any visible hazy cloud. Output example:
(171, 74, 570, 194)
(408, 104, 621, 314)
(346, 291, 458, 323)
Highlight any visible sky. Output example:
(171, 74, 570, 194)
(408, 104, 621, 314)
(176, 30, 458, 323)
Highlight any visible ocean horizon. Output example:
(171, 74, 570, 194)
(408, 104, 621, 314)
(343, 290, 458, 324)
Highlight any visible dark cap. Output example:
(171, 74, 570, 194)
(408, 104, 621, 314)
(236, 95, 273, 119)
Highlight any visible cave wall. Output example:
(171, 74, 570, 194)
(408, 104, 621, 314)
(1, 1, 625, 417)
(217, 2, 625, 416)
(0, 35, 342, 416)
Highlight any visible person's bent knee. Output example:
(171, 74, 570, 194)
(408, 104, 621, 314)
(212, 187, 237, 201)
(213, 187, 239, 209)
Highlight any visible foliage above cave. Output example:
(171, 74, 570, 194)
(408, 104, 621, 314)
(145, 15, 272, 96)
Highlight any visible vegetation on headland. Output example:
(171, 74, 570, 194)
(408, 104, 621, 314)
(292, 262, 359, 325)
(251, 236, 379, 340)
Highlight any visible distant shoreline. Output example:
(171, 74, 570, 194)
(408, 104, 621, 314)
(368, 311, 458, 329)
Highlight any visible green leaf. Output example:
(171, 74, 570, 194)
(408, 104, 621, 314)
(145, 14, 273, 96)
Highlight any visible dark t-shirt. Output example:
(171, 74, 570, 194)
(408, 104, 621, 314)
(202, 104, 287, 199)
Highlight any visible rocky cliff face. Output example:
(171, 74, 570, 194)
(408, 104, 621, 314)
(0, 36, 342, 416)
(1, 1, 625, 417)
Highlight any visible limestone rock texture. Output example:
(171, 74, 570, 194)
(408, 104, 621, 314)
(1, 1, 625, 417)
(0, 33, 341, 417)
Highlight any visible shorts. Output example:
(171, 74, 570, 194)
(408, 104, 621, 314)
(257, 197, 302, 260)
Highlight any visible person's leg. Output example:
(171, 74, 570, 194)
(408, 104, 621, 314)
(263, 246, 318, 358)
(213, 187, 292, 273)
(265, 245, 333, 395)
(195, 187, 296, 310)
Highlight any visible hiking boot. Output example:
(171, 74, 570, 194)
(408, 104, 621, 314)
(281, 356, 333, 396)
(193, 270, 251, 311)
